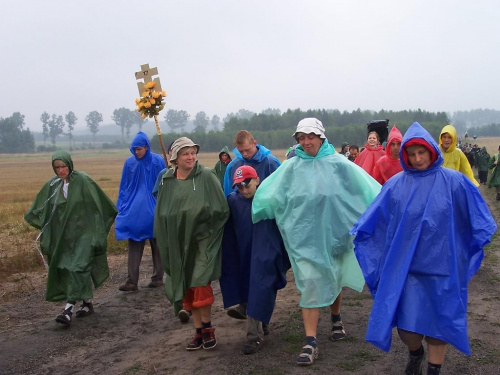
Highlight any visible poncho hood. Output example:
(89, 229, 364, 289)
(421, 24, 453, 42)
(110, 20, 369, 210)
(439, 124, 458, 153)
(385, 125, 403, 159)
(295, 138, 335, 159)
(400, 122, 443, 175)
(233, 144, 272, 162)
(130, 132, 152, 162)
(218, 146, 232, 161)
(52, 150, 74, 176)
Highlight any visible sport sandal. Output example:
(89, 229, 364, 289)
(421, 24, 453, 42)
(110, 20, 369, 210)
(296, 344, 319, 366)
(330, 320, 346, 341)
(75, 301, 94, 318)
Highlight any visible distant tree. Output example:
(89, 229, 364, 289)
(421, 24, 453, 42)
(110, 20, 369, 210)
(165, 109, 189, 133)
(48, 114, 65, 145)
(193, 111, 209, 133)
(261, 108, 281, 116)
(65, 111, 77, 150)
(223, 108, 256, 124)
(0, 112, 35, 153)
(211, 115, 220, 131)
(132, 111, 147, 132)
(85, 111, 103, 144)
(112, 107, 135, 143)
(40, 112, 50, 146)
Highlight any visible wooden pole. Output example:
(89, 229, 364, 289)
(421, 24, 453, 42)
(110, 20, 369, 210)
(154, 115, 169, 167)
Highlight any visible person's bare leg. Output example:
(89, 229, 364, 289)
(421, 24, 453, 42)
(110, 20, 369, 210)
(330, 292, 342, 315)
(302, 307, 319, 337)
(426, 337, 447, 366)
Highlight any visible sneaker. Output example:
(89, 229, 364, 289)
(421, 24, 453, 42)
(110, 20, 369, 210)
(178, 309, 192, 323)
(119, 282, 138, 292)
(186, 334, 203, 351)
(227, 305, 247, 320)
(405, 350, 426, 375)
(330, 320, 346, 341)
(75, 301, 94, 318)
(242, 338, 265, 355)
(262, 323, 270, 336)
(55, 308, 73, 325)
(147, 280, 163, 288)
(201, 327, 217, 350)
(296, 344, 319, 366)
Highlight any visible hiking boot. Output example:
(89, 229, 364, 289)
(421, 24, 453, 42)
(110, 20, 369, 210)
(296, 344, 319, 366)
(242, 338, 265, 355)
(147, 280, 163, 288)
(330, 320, 346, 341)
(405, 350, 425, 375)
(178, 309, 192, 323)
(227, 305, 247, 320)
(201, 327, 217, 350)
(55, 308, 73, 325)
(186, 334, 203, 351)
(119, 282, 138, 292)
(75, 301, 94, 318)
(262, 323, 270, 336)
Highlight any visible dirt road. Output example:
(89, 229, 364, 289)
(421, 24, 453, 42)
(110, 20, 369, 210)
(1, 186, 499, 375)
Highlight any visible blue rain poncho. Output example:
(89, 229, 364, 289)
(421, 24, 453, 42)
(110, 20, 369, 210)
(252, 139, 381, 308)
(220, 192, 290, 324)
(351, 122, 497, 355)
(223, 144, 281, 196)
(115, 132, 166, 241)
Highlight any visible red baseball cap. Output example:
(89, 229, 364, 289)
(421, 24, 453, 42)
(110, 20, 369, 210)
(232, 165, 258, 187)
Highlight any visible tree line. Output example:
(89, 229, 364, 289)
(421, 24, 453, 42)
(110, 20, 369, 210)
(2, 108, 500, 154)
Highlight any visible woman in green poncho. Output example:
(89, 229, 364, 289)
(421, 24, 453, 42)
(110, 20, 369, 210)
(154, 137, 229, 351)
(24, 151, 117, 326)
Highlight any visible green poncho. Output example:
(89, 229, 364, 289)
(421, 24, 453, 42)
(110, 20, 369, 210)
(24, 151, 117, 302)
(154, 161, 229, 314)
(252, 140, 381, 308)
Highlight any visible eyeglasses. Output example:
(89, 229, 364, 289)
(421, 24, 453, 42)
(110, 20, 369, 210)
(235, 178, 252, 188)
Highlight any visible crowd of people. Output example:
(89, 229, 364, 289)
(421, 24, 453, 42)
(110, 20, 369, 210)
(24, 119, 497, 374)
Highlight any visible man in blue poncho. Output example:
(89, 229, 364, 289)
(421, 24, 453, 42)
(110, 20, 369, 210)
(252, 118, 381, 366)
(351, 122, 497, 375)
(222, 129, 281, 320)
(116, 132, 166, 291)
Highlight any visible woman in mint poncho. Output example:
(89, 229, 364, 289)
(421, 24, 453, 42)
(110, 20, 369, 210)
(252, 118, 380, 366)
(25, 151, 117, 326)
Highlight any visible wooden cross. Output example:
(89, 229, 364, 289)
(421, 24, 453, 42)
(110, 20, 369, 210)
(135, 63, 162, 94)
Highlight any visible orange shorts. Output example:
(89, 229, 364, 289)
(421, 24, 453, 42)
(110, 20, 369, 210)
(183, 284, 214, 310)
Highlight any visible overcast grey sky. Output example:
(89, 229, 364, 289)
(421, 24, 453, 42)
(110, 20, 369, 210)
(2, 0, 499, 131)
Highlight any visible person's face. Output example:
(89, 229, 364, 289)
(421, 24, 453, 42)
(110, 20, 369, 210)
(343, 145, 349, 152)
(297, 133, 323, 157)
(441, 133, 453, 150)
(406, 145, 432, 171)
(134, 146, 148, 159)
(236, 140, 258, 160)
(349, 148, 358, 159)
(220, 153, 229, 162)
(390, 141, 401, 159)
(236, 177, 260, 199)
(176, 146, 197, 171)
(367, 133, 379, 148)
(53, 159, 70, 181)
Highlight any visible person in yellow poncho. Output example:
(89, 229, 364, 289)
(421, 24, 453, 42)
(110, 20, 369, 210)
(439, 124, 479, 186)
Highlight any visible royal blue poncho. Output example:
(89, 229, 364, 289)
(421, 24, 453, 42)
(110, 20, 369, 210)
(351, 122, 497, 354)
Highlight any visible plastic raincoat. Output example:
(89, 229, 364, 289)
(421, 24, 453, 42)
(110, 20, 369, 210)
(351, 122, 496, 355)
(220, 192, 290, 324)
(439, 125, 479, 186)
(222, 144, 280, 196)
(371, 126, 403, 184)
(488, 151, 500, 188)
(354, 143, 385, 177)
(115, 132, 166, 241)
(154, 161, 229, 314)
(24, 151, 117, 302)
(213, 146, 232, 186)
(252, 139, 381, 308)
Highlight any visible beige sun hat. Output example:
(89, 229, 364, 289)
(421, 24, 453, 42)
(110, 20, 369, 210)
(170, 137, 200, 162)
(293, 118, 326, 140)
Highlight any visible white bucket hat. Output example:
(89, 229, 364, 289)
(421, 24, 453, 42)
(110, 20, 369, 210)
(293, 118, 326, 140)
(170, 137, 200, 162)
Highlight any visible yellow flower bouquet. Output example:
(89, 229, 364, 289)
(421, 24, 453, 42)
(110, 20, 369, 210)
(135, 82, 167, 119)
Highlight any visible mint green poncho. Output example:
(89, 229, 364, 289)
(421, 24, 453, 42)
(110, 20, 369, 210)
(252, 140, 381, 308)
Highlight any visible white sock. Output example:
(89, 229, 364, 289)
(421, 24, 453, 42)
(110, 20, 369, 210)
(65, 303, 75, 311)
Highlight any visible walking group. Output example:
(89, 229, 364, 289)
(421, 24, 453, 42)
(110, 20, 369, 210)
(24, 118, 497, 374)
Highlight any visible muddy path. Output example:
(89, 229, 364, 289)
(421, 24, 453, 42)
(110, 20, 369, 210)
(1, 185, 499, 375)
